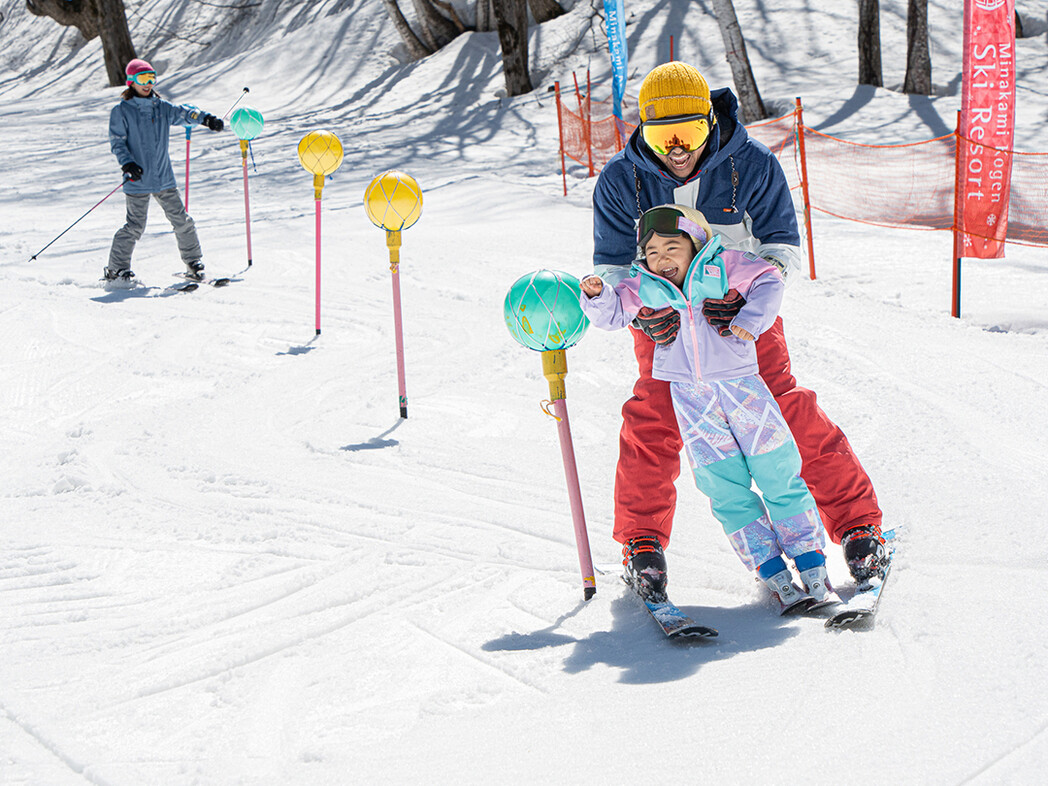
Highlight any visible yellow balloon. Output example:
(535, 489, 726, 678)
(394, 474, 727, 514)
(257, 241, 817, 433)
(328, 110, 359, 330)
(364, 170, 423, 231)
(297, 131, 344, 176)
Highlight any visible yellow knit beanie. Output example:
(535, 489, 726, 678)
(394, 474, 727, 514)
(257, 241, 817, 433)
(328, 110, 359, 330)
(638, 62, 712, 122)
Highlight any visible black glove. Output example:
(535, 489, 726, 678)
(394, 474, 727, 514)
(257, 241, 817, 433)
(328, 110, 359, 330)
(121, 161, 143, 181)
(632, 306, 680, 346)
(701, 288, 747, 337)
(202, 113, 224, 132)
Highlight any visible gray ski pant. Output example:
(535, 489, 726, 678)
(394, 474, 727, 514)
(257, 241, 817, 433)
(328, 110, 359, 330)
(108, 188, 202, 272)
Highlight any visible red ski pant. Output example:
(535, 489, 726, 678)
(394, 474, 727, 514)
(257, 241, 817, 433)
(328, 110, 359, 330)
(613, 317, 881, 547)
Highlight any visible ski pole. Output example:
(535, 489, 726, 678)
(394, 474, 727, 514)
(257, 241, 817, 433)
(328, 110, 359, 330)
(28, 180, 126, 262)
(223, 87, 250, 120)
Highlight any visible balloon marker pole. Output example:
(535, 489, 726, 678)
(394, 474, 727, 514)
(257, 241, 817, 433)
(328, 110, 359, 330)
(314, 174, 323, 335)
(240, 139, 253, 267)
(297, 130, 343, 337)
(542, 349, 596, 599)
(387, 229, 408, 419)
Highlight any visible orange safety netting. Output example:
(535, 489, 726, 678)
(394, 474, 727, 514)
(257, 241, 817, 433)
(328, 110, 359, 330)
(556, 85, 1048, 251)
(555, 85, 639, 175)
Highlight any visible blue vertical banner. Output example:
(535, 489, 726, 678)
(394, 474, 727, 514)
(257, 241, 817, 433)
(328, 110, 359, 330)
(604, 0, 628, 121)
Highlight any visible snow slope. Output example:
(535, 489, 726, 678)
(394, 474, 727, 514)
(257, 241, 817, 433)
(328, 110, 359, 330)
(2, 0, 1048, 782)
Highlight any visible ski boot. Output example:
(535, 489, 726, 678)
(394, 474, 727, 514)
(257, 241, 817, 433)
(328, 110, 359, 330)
(622, 536, 668, 603)
(184, 260, 205, 281)
(762, 568, 813, 614)
(103, 267, 136, 289)
(842, 525, 889, 585)
(797, 564, 840, 609)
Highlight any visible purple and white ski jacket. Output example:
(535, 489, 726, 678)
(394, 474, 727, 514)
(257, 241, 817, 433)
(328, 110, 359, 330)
(581, 235, 783, 384)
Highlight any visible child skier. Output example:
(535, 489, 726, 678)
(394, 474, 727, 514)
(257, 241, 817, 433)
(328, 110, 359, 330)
(580, 204, 832, 612)
(105, 58, 224, 287)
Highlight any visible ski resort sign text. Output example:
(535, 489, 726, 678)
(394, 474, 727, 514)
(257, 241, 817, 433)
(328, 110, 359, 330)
(956, 0, 1016, 259)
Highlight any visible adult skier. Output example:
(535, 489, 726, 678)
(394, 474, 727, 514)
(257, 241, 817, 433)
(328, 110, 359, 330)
(105, 58, 224, 286)
(591, 61, 888, 600)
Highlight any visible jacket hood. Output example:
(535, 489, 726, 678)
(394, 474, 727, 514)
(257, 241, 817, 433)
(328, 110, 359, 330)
(629, 234, 728, 307)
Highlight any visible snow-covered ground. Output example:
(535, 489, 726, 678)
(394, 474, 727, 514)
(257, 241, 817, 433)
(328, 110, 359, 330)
(2, 0, 1047, 782)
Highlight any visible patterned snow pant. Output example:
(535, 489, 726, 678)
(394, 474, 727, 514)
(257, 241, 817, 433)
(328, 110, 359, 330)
(670, 374, 825, 572)
(108, 188, 202, 272)
(613, 318, 881, 546)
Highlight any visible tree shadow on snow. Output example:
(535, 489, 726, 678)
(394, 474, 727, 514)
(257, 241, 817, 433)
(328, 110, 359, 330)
(484, 592, 801, 685)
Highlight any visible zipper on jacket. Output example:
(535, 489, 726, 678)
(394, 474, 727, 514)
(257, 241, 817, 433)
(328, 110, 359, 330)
(633, 262, 704, 382)
(686, 300, 703, 383)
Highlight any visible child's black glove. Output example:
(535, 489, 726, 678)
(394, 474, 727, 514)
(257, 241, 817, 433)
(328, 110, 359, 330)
(702, 289, 746, 337)
(121, 161, 143, 181)
(202, 113, 224, 132)
(632, 307, 680, 346)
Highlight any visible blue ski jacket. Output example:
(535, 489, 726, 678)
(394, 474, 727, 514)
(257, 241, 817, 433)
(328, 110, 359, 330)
(592, 88, 802, 285)
(109, 93, 209, 195)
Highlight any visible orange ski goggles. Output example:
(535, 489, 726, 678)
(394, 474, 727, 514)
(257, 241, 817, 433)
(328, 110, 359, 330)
(641, 112, 714, 155)
(129, 71, 157, 86)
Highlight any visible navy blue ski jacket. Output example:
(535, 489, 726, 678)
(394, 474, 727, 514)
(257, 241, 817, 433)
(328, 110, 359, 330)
(592, 88, 802, 284)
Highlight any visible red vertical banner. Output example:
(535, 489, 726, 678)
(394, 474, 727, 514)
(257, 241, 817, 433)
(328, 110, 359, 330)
(955, 0, 1016, 259)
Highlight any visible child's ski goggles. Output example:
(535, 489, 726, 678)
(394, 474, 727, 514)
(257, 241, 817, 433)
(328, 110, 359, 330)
(640, 112, 714, 155)
(637, 206, 707, 248)
(129, 71, 157, 86)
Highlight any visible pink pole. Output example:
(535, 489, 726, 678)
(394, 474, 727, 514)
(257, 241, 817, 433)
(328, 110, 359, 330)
(184, 135, 191, 211)
(552, 397, 596, 599)
(241, 145, 253, 267)
(390, 265, 408, 418)
(314, 199, 322, 335)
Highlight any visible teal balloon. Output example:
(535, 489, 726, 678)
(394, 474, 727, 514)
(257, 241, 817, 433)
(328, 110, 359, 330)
(230, 107, 264, 140)
(504, 270, 589, 351)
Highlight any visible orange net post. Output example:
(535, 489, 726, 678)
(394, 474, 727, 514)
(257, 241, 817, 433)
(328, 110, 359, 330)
(952, 112, 964, 318)
(793, 99, 816, 279)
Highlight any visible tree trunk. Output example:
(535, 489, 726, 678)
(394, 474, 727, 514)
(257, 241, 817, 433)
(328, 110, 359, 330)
(476, 0, 495, 32)
(380, 0, 433, 59)
(411, 0, 459, 50)
(27, 0, 136, 86)
(858, 0, 883, 87)
(710, 0, 766, 122)
(527, 0, 564, 24)
(902, 0, 931, 95)
(492, 0, 533, 96)
(432, 0, 467, 33)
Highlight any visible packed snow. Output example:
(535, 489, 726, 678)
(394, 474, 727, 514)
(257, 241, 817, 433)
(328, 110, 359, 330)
(2, 0, 1047, 782)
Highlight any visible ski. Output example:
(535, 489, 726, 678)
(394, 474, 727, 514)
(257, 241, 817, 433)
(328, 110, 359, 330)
(174, 274, 231, 292)
(623, 577, 718, 640)
(825, 529, 898, 630)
